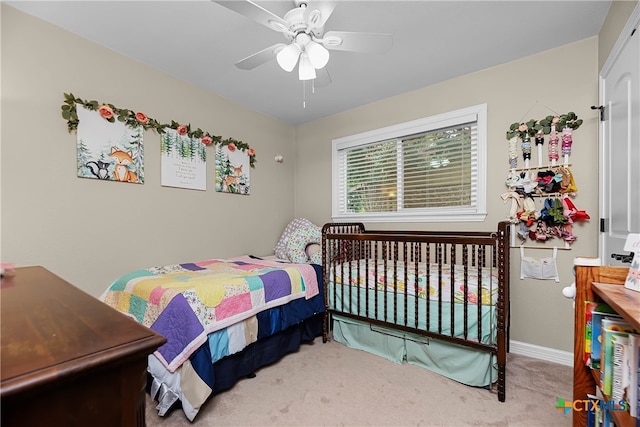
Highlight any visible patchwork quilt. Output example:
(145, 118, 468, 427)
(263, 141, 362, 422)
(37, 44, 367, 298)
(331, 260, 498, 305)
(101, 255, 319, 372)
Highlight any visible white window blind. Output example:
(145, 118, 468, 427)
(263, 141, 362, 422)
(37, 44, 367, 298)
(332, 104, 487, 222)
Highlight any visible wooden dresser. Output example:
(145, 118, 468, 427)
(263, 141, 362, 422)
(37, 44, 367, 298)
(1, 266, 166, 427)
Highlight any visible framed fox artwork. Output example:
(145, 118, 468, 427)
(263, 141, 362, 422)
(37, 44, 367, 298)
(76, 105, 144, 184)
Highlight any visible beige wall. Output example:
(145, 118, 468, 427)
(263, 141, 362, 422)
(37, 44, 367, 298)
(1, 3, 634, 353)
(294, 37, 601, 352)
(598, 1, 639, 70)
(294, 1, 635, 352)
(1, 5, 297, 296)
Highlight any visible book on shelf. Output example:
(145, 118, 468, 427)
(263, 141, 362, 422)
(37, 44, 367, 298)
(603, 402, 612, 427)
(591, 306, 622, 370)
(629, 332, 640, 418)
(586, 393, 601, 427)
(600, 318, 634, 396)
(585, 301, 618, 367)
(611, 334, 628, 402)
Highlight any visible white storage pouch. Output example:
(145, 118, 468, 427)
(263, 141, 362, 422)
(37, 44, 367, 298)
(520, 246, 560, 282)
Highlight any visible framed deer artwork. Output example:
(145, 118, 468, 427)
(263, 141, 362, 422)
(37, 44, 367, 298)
(215, 144, 250, 195)
(76, 105, 144, 184)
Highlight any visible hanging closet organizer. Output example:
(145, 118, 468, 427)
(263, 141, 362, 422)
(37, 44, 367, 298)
(501, 110, 590, 251)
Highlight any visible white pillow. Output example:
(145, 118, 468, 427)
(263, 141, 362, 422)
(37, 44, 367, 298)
(274, 218, 314, 260)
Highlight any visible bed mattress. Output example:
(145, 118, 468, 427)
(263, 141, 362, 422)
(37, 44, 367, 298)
(148, 263, 325, 421)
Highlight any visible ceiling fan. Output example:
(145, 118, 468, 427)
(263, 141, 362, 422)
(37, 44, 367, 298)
(214, 0, 393, 83)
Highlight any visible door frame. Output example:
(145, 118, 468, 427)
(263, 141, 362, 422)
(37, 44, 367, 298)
(598, 4, 640, 262)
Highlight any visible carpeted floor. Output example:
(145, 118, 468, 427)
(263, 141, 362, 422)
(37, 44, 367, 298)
(145, 339, 573, 426)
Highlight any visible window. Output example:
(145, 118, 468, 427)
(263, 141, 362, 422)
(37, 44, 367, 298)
(332, 104, 487, 222)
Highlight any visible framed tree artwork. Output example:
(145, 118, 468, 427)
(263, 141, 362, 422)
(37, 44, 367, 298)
(160, 128, 207, 191)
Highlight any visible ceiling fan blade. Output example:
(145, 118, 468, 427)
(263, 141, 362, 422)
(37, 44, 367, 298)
(304, 0, 337, 33)
(322, 31, 393, 54)
(235, 43, 286, 70)
(214, 1, 290, 33)
(314, 67, 332, 88)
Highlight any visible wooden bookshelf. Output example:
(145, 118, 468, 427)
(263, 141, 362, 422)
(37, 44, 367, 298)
(573, 264, 639, 427)
(592, 282, 640, 332)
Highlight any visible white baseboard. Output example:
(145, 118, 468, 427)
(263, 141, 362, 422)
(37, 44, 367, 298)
(509, 340, 573, 367)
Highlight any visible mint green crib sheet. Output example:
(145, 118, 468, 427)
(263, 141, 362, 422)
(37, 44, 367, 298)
(329, 284, 497, 387)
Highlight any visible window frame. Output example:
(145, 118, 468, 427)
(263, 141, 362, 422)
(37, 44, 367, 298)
(331, 103, 487, 223)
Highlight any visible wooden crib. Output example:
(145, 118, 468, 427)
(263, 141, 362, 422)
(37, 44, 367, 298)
(321, 221, 510, 401)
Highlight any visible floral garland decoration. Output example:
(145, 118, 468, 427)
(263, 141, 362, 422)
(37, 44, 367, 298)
(60, 93, 256, 167)
(505, 112, 582, 140)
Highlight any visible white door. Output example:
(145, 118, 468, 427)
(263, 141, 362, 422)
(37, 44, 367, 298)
(600, 7, 640, 266)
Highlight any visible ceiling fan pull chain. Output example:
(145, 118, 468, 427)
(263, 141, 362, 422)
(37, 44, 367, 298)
(303, 80, 306, 108)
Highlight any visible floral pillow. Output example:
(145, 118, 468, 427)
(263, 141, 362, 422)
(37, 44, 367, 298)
(274, 218, 314, 260)
(286, 225, 322, 264)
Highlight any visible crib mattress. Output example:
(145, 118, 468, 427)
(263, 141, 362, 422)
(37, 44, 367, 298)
(331, 260, 499, 305)
(328, 284, 495, 344)
(332, 314, 496, 387)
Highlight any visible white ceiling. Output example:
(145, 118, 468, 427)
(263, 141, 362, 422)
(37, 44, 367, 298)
(6, 0, 612, 126)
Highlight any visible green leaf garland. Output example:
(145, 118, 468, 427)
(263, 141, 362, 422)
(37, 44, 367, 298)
(506, 112, 583, 140)
(61, 93, 257, 167)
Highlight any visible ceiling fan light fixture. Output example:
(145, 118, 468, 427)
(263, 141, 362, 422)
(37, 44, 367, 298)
(298, 53, 316, 80)
(216, 0, 393, 88)
(305, 40, 329, 69)
(276, 43, 301, 72)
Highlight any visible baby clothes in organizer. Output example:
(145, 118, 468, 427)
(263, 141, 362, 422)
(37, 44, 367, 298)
(520, 246, 560, 282)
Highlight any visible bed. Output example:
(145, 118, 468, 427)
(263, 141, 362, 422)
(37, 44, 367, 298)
(100, 255, 324, 421)
(321, 221, 510, 402)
